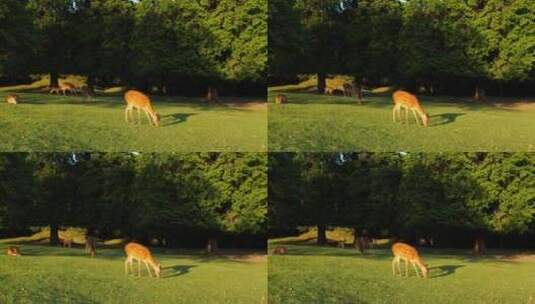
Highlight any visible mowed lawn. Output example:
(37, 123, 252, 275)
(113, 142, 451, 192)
(0, 90, 266, 152)
(0, 240, 267, 304)
(268, 89, 535, 152)
(268, 243, 535, 304)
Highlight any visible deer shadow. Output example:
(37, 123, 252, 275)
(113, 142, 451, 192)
(429, 264, 465, 278)
(162, 264, 197, 278)
(161, 113, 196, 126)
(429, 113, 466, 126)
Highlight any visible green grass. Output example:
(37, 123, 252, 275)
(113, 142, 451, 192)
(268, 87, 535, 152)
(0, 238, 267, 304)
(0, 88, 266, 152)
(268, 242, 535, 304)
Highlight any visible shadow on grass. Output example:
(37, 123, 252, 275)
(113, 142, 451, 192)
(429, 113, 466, 126)
(161, 113, 196, 126)
(163, 264, 197, 278)
(429, 264, 465, 278)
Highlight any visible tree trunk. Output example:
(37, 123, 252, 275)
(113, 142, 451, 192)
(317, 224, 327, 245)
(206, 237, 219, 253)
(317, 73, 326, 94)
(87, 75, 95, 93)
(50, 224, 59, 246)
(50, 71, 59, 88)
(474, 85, 486, 102)
(473, 237, 486, 255)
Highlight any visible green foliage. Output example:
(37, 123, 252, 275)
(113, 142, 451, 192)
(0, 152, 267, 245)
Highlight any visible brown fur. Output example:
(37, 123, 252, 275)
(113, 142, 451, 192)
(85, 235, 96, 258)
(124, 90, 160, 126)
(5, 94, 18, 104)
(275, 94, 287, 104)
(60, 238, 73, 248)
(124, 242, 161, 278)
(392, 242, 428, 278)
(272, 246, 288, 255)
(6, 246, 21, 256)
(392, 90, 429, 127)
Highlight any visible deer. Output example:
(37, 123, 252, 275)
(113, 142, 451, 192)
(392, 242, 428, 279)
(207, 87, 218, 102)
(124, 242, 161, 278)
(272, 246, 288, 255)
(60, 238, 73, 248)
(124, 90, 160, 127)
(392, 90, 429, 127)
(5, 94, 18, 104)
(343, 83, 353, 97)
(6, 246, 21, 256)
(275, 94, 287, 104)
(85, 235, 96, 258)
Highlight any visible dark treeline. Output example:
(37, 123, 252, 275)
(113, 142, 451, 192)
(269, 0, 535, 99)
(269, 153, 535, 252)
(0, 153, 267, 249)
(0, 0, 267, 96)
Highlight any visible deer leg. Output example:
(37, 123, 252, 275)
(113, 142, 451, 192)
(411, 109, 421, 126)
(404, 260, 409, 276)
(392, 257, 398, 275)
(125, 108, 129, 123)
(144, 110, 153, 126)
(392, 106, 397, 123)
(125, 258, 130, 275)
(138, 259, 142, 276)
(144, 261, 153, 278)
(412, 263, 421, 278)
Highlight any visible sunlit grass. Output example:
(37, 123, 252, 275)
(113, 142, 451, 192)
(0, 84, 266, 152)
(268, 83, 535, 152)
(0, 236, 267, 304)
(268, 240, 535, 304)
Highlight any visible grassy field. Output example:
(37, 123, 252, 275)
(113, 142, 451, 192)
(268, 82, 535, 152)
(0, 236, 267, 304)
(0, 83, 266, 152)
(268, 240, 535, 304)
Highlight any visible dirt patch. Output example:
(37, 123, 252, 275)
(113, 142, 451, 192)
(227, 102, 266, 111)
(495, 101, 535, 111)
(493, 253, 535, 262)
(228, 253, 267, 263)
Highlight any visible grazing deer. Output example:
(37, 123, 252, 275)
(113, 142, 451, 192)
(60, 238, 73, 248)
(392, 90, 429, 127)
(207, 87, 218, 102)
(275, 94, 287, 104)
(85, 235, 96, 258)
(272, 246, 288, 255)
(392, 242, 428, 278)
(124, 242, 161, 278)
(5, 94, 18, 104)
(6, 246, 21, 256)
(343, 83, 353, 97)
(124, 90, 160, 126)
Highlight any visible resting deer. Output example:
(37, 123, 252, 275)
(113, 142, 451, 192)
(343, 83, 352, 97)
(275, 94, 287, 104)
(5, 94, 18, 104)
(60, 238, 73, 248)
(272, 246, 288, 255)
(6, 246, 21, 256)
(392, 242, 428, 278)
(124, 90, 160, 126)
(392, 90, 429, 127)
(207, 87, 218, 102)
(124, 242, 161, 278)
